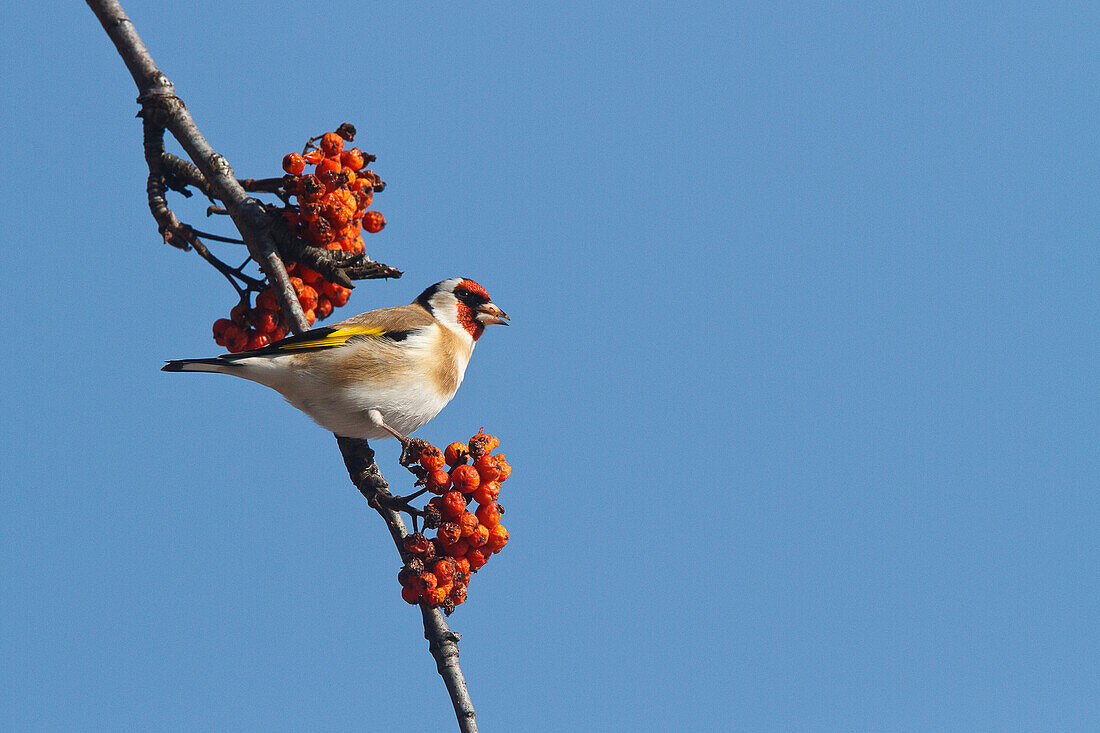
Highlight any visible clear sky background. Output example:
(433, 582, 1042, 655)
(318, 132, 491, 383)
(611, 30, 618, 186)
(1, 2, 1097, 731)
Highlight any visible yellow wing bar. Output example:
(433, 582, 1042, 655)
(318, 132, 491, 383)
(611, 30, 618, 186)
(276, 326, 387, 351)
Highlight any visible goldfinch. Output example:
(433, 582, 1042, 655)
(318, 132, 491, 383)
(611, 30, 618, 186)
(162, 278, 508, 442)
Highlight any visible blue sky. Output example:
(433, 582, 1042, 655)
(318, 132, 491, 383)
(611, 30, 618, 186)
(1, 2, 1097, 730)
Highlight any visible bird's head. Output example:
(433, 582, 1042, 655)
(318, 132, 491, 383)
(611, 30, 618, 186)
(417, 278, 508, 341)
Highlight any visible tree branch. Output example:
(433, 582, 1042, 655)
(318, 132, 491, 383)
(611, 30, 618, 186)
(337, 437, 478, 733)
(87, 0, 309, 333)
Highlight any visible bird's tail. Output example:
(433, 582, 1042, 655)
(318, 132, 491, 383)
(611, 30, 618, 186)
(162, 357, 238, 374)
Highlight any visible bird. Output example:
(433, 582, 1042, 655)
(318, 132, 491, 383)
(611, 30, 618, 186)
(162, 277, 508, 444)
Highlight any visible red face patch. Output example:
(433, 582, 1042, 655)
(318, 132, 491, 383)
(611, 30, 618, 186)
(454, 301, 485, 340)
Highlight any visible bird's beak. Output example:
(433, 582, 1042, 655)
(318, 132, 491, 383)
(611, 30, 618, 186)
(475, 302, 509, 326)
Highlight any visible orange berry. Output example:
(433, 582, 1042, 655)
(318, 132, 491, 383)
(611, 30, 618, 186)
(485, 524, 509, 554)
(340, 148, 365, 171)
(471, 483, 498, 505)
(444, 540, 470, 558)
(493, 454, 511, 483)
(419, 445, 446, 472)
(450, 464, 480, 494)
(441, 490, 466, 520)
(282, 152, 305, 175)
(252, 310, 278, 334)
(364, 210, 385, 233)
(437, 521, 461, 546)
(269, 326, 288, 342)
(256, 288, 279, 311)
(444, 442, 469, 467)
(475, 502, 501, 527)
(468, 523, 490, 548)
(454, 557, 471, 577)
(457, 511, 478, 538)
(449, 583, 467, 606)
(419, 572, 438, 593)
(212, 318, 233, 344)
(297, 265, 323, 285)
(304, 309, 316, 326)
(320, 131, 344, 157)
(427, 469, 451, 495)
(401, 585, 421, 604)
(467, 548, 489, 570)
(474, 455, 500, 483)
(297, 284, 319, 311)
(426, 586, 449, 607)
(225, 325, 248, 353)
(303, 149, 324, 165)
(329, 285, 350, 307)
(314, 296, 333, 320)
(432, 557, 456, 585)
(230, 301, 250, 327)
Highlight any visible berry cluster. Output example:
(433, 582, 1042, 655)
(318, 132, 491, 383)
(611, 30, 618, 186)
(398, 429, 511, 614)
(212, 125, 386, 352)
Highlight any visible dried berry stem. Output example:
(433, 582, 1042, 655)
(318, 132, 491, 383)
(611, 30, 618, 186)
(337, 436, 479, 733)
(87, 0, 309, 333)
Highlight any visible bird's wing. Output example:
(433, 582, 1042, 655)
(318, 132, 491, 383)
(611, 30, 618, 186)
(224, 304, 434, 360)
(333, 303, 436, 332)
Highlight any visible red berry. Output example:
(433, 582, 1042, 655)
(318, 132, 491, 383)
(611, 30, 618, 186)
(475, 502, 501, 528)
(212, 318, 233, 342)
(468, 523, 490, 548)
(457, 511, 479, 539)
(329, 285, 350, 307)
(474, 455, 500, 483)
(245, 332, 270, 351)
(432, 558, 456, 585)
(303, 149, 324, 165)
(226, 328, 249, 353)
(450, 464, 480, 494)
(467, 548, 489, 570)
(444, 540, 470, 559)
(252, 310, 278, 334)
(444, 442, 469, 467)
(471, 481, 500, 505)
(363, 210, 385, 233)
(320, 132, 344, 157)
(437, 522, 461, 546)
(282, 152, 305, 175)
(427, 469, 452, 495)
(401, 585, 421, 604)
(230, 301, 250, 326)
(340, 148, 365, 171)
(314, 296, 333, 320)
(418, 572, 438, 593)
(441, 490, 466, 520)
(494, 454, 511, 483)
(485, 525, 509, 554)
(449, 583, 467, 606)
(256, 288, 279, 311)
(419, 445, 446, 472)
